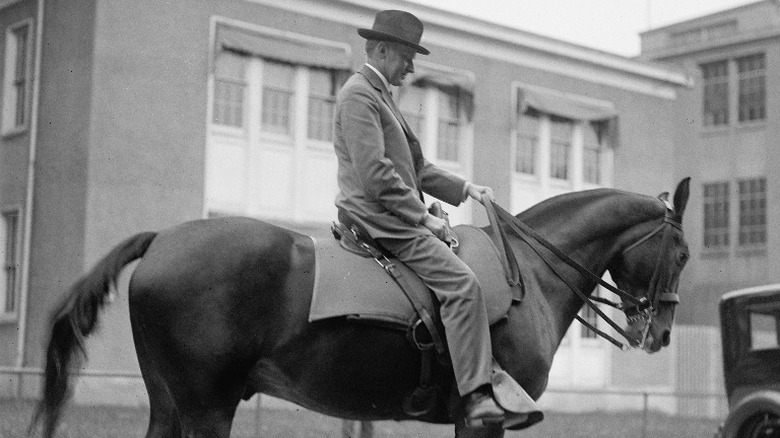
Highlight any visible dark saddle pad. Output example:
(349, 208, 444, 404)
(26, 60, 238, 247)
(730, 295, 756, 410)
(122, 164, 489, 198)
(308, 225, 522, 329)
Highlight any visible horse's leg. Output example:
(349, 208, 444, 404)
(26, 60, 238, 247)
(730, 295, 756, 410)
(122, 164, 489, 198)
(139, 367, 181, 438)
(454, 423, 505, 438)
(145, 358, 242, 438)
(178, 406, 237, 438)
(131, 300, 182, 437)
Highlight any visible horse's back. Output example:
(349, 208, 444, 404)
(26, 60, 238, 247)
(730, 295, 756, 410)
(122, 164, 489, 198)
(127, 217, 315, 371)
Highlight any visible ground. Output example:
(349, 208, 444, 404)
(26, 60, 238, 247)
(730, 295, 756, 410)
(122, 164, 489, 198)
(4, 398, 721, 437)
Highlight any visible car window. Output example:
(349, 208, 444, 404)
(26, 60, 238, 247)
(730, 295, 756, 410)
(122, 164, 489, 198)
(749, 309, 780, 351)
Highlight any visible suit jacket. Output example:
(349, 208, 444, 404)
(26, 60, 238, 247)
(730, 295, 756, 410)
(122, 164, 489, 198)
(334, 65, 466, 240)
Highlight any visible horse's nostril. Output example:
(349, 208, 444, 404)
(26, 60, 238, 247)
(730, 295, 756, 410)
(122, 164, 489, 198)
(662, 330, 671, 346)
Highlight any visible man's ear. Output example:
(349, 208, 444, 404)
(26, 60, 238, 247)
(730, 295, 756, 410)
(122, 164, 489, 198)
(376, 41, 389, 58)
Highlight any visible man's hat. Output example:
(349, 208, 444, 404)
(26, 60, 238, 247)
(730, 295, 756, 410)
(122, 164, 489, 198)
(358, 10, 430, 55)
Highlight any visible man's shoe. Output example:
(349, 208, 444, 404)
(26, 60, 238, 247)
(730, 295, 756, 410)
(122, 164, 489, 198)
(463, 389, 504, 428)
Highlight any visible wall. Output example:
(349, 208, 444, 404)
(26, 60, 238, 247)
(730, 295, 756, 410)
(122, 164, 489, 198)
(22, 0, 97, 375)
(659, 39, 780, 327)
(0, 0, 35, 376)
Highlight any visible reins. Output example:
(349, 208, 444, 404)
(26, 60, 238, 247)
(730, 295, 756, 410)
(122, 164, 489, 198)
(485, 200, 680, 350)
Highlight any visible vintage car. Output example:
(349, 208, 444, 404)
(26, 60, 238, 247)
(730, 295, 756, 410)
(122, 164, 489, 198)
(716, 284, 780, 438)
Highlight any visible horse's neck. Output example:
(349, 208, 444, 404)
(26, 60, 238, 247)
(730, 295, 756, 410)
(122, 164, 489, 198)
(511, 191, 661, 343)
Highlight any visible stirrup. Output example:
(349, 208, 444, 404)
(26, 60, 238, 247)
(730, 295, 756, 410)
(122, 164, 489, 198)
(490, 363, 544, 430)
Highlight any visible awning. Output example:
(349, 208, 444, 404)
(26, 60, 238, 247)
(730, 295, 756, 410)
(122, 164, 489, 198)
(409, 68, 475, 121)
(216, 25, 352, 70)
(518, 88, 618, 122)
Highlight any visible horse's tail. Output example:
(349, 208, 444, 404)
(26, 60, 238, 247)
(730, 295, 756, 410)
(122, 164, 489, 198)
(30, 231, 158, 438)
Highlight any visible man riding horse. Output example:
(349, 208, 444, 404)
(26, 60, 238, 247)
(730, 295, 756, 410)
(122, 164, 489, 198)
(333, 9, 538, 428)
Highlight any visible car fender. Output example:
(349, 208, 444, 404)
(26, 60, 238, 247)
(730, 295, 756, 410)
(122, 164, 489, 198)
(721, 390, 780, 438)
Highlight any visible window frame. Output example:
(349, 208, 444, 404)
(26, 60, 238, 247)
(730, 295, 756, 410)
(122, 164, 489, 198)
(211, 50, 247, 132)
(0, 208, 21, 323)
(700, 60, 729, 127)
(737, 177, 767, 249)
(2, 19, 33, 137)
(703, 181, 730, 252)
(510, 85, 614, 192)
(398, 82, 469, 168)
(736, 53, 766, 123)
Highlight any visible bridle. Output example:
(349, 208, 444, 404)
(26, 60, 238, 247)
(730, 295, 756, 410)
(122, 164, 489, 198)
(621, 200, 682, 312)
(486, 199, 683, 350)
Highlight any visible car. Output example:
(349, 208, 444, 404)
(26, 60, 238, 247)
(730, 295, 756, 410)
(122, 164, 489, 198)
(715, 284, 780, 438)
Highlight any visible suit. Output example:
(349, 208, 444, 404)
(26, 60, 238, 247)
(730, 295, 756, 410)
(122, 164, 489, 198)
(333, 65, 466, 239)
(333, 65, 492, 396)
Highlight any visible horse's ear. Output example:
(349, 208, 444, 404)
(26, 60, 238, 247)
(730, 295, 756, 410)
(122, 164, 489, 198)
(672, 177, 691, 221)
(657, 192, 669, 202)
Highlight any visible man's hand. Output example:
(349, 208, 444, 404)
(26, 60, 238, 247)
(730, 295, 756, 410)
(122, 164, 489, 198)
(422, 213, 449, 242)
(465, 182, 495, 205)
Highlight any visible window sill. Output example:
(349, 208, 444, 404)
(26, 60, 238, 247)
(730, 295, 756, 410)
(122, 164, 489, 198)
(735, 121, 767, 133)
(511, 172, 539, 184)
(700, 249, 730, 260)
(0, 313, 18, 325)
(700, 125, 730, 137)
(1, 125, 29, 140)
(550, 178, 572, 190)
(736, 246, 767, 258)
(209, 124, 246, 139)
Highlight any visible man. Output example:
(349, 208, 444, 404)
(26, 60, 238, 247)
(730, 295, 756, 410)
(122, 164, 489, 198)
(333, 9, 507, 427)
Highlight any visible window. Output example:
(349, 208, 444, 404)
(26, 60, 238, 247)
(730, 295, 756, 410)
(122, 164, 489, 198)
(701, 60, 728, 126)
(550, 118, 572, 180)
(212, 51, 246, 128)
(207, 22, 352, 223)
(436, 87, 461, 162)
(399, 85, 426, 140)
(261, 61, 295, 136)
(0, 210, 19, 317)
(737, 54, 766, 122)
(396, 69, 473, 225)
(398, 82, 469, 166)
(738, 178, 766, 247)
(2, 21, 31, 135)
(511, 85, 616, 214)
(583, 122, 605, 185)
(307, 68, 338, 142)
(749, 309, 779, 351)
(515, 111, 539, 175)
(703, 182, 729, 249)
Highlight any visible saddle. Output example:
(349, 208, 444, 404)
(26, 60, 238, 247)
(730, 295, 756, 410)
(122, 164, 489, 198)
(310, 203, 541, 429)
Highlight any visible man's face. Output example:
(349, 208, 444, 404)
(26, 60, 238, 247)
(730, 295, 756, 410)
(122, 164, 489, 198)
(381, 43, 416, 86)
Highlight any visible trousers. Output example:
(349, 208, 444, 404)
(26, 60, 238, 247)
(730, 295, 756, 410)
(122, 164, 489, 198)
(377, 233, 493, 396)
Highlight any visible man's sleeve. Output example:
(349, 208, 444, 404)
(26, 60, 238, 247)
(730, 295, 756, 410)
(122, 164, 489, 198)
(418, 159, 468, 207)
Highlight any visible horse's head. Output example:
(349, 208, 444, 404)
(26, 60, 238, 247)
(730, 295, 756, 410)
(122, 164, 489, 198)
(608, 178, 690, 353)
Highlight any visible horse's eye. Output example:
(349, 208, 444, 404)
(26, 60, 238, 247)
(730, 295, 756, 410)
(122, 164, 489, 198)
(679, 252, 689, 265)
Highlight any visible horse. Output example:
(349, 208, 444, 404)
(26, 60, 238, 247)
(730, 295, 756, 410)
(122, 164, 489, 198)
(32, 178, 690, 438)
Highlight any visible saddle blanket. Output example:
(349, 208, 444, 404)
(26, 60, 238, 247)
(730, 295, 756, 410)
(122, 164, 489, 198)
(308, 224, 522, 329)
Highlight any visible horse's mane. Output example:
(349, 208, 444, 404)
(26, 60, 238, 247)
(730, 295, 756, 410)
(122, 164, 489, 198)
(514, 188, 665, 245)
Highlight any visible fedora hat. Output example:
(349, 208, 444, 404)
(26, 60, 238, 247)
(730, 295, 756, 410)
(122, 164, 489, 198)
(358, 10, 430, 55)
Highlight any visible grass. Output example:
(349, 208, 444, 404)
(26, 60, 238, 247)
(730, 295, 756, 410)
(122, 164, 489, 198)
(4, 398, 721, 437)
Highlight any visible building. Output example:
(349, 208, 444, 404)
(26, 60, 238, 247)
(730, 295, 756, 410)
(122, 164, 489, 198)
(0, 0, 691, 411)
(641, 0, 780, 414)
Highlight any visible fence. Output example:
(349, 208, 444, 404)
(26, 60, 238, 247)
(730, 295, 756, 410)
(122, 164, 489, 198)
(1, 366, 727, 438)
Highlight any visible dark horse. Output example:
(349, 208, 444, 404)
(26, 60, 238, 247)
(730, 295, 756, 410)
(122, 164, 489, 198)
(33, 178, 690, 438)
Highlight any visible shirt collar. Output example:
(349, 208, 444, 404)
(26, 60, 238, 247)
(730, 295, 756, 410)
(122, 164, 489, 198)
(364, 63, 392, 94)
